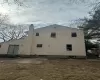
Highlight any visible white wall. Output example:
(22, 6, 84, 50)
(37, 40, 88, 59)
(0, 24, 86, 56)
(0, 39, 24, 54)
(31, 25, 86, 56)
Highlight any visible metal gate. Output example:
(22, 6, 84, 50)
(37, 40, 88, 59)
(7, 45, 19, 55)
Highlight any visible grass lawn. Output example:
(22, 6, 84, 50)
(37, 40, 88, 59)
(0, 59, 100, 80)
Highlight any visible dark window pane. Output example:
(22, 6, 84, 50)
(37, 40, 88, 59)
(66, 44, 72, 51)
(36, 33, 39, 36)
(72, 32, 77, 37)
(51, 32, 56, 38)
(37, 44, 42, 48)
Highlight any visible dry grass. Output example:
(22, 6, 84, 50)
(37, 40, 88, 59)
(0, 59, 100, 80)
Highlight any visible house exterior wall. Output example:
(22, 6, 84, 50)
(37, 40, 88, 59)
(0, 39, 24, 55)
(29, 25, 86, 56)
(0, 24, 86, 57)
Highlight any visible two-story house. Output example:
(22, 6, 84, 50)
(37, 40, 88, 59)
(0, 24, 86, 57)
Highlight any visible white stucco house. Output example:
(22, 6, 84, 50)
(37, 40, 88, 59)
(0, 24, 86, 57)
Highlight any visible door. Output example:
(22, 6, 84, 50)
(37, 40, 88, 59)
(7, 45, 14, 54)
(13, 45, 19, 55)
(7, 45, 19, 55)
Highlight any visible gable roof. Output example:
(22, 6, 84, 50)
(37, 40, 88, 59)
(35, 24, 78, 30)
(26, 24, 81, 34)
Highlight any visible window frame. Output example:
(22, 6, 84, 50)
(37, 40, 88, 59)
(51, 32, 56, 38)
(36, 33, 39, 36)
(71, 32, 77, 37)
(66, 44, 72, 51)
(37, 44, 43, 48)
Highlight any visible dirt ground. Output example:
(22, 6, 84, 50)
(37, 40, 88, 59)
(0, 58, 100, 80)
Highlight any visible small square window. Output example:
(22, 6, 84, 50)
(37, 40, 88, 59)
(72, 32, 77, 37)
(66, 44, 72, 51)
(51, 32, 56, 38)
(37, 44, 42, 48)
(36, 33, 39, 36)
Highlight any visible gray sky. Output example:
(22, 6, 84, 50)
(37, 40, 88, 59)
(0, 0, 100, 27)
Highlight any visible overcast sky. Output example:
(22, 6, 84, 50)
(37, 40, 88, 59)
(0, 0, 100, 27)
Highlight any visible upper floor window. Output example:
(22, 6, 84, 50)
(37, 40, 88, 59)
(36, 33, 39, 36)
(51, 32, 56, 38)
(72, 32, 77, 37)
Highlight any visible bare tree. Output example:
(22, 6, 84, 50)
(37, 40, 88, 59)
(1, 0, 27, 7)
(0, 14, 9, 25)
(0, 12, 28, 42)
(0, 24, 28, 42)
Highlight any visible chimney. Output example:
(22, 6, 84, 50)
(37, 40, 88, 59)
(28, 24, 34, 35)
(29, 24, 34, 31)
(28, 24, 34, 55)
(23, 24, 34, 55)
